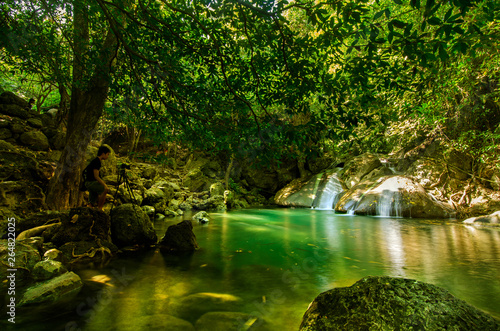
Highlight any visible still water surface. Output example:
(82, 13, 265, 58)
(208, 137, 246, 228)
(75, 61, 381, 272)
(11, 209, 500, 330)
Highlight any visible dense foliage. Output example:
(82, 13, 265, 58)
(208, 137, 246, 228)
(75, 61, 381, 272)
(1, 0, 499, 165)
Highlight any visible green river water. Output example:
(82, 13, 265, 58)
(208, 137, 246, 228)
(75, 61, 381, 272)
(9, 208, 500, 330)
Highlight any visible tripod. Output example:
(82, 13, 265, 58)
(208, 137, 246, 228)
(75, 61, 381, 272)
(111, 165, 138, 210)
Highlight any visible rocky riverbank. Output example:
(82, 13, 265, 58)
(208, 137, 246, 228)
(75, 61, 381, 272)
(2, 90, 500, 327)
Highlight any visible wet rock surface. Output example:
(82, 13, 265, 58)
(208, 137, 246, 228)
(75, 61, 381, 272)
(300, 276, 500, 331)
(159, 220, 199, 253)
(110, 203, 157, 247)
(18, 271, 83, 306)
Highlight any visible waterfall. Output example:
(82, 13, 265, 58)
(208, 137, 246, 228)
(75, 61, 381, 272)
(312, 170, 344, 210)
(283, 173, 324, 207)
(377, 189, 402, 217)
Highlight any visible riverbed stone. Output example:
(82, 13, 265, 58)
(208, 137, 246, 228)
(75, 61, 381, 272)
(58, 240, 116, 265)
(192, 211, 210, 224)
(159, 220, 199, 252)
(195, 312, 266, 331)
(32, 259, 68, 281)
(115, 314, 194, 331)
(463, 210, 500, 225)
(299, 276, 500, 331)
(50, 207, 112, 246)
(143, 187, 165, 205)
(18, 271, 83, 306)
(110, 203, 157, 247)
(193, 195, 226, 212)
(43, 248, 65, 262)
(171, 292, 243, 323)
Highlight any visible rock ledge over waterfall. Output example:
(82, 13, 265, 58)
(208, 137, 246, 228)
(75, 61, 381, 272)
(274, 153, 456, 219)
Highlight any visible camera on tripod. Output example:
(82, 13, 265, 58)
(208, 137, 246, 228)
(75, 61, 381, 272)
(112, 162, 137, 208)
(119, 163, 131, 170)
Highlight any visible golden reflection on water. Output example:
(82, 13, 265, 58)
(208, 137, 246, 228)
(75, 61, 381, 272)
(80, 209, 500, 330)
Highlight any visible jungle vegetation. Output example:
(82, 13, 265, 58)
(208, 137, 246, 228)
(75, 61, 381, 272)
(1, 0, 499, 210)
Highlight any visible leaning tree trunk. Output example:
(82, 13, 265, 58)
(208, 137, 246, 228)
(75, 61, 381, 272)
(46, 0, 119, 210)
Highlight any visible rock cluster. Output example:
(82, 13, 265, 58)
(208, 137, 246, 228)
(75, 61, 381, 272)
(0, 91, 65, 152)
(276, 152, 500, 220)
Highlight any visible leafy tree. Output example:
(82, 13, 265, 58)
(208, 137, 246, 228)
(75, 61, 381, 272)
(1, 0, 498, 209)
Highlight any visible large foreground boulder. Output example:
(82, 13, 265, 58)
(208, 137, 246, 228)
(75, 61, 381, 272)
(110, 203, 157, 247)
(299, 276, 500, 331)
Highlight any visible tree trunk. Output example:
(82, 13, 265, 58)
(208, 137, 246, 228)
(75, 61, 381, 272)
(46, 0, 119, 210)
(225, 156, 235, 190)
(56, 85, 70, 128)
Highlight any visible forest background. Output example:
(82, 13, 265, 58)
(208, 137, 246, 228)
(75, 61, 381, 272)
(1, 0, 499, 211)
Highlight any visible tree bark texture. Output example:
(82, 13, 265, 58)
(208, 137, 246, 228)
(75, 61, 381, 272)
(46, 0, 119, 210)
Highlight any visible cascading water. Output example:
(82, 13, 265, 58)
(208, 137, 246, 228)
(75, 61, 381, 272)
(377, 189, 402, 217)
(312, 170, 344, 209)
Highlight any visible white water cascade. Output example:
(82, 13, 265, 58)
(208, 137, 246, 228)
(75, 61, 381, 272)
(377, 190, 402, 217)
(375, 177, 404, 217)
(312, 170, 344, 210)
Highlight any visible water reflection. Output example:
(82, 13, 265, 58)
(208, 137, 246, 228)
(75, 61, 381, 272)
(9, 209, 500, 331)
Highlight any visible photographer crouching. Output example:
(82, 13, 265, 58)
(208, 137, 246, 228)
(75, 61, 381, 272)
(82, 146, 111, 210)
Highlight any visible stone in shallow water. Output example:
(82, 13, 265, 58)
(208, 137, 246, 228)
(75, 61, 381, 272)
(115, 314, 194, 331)
(299, 276, 500, 331)
(170, 292, 243, 323)
(32, 259, 68, 281)
(19, 271, 83, 306)
(195, 311, 269, 331)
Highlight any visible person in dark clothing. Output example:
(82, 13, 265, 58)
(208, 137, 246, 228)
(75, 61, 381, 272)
(25, 98, 35, 111)
(83, 146, 111, 210)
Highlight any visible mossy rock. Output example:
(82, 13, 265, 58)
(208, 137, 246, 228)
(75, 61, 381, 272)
(300, 276, 500, 331)
(109, 203, 157, 247)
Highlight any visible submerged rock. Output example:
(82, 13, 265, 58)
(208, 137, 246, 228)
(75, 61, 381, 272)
(171, 292, 243, 323)
(299, 276, 500, 331)
(192, 211, 210, 224)
(114, 314, 194, 331)
(19, 271, 83, 306)
(195, 311, 267, 331)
